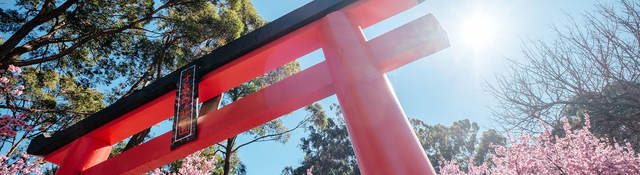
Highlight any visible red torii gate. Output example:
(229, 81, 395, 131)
(27, 0, 449, 174)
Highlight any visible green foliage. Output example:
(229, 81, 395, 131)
(472, 129, 505, 166)
(411, 119, 506, 172)
(20, 66, 104, 130)
(286, 104, 506, 175)
(553, 81, 640, 150)
(283, 117, 359, 175)
(0, 0, 266, 155)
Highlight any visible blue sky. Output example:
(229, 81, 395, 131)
(238, 0, 600, 174)
(0, 0, 604, 174)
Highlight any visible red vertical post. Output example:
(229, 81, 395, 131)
(56, 136, 111, 175)
(321, 11, 436, 175)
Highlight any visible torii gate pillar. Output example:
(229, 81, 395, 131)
(322, 11, 436, 175)
(55, 137, 111, 174)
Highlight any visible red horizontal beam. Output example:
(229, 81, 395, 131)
(83, 62, 334, 175)
(343, 0, 420, 28)
(41, 21, 325, 165)
(197, 21, 324, 102)
(368, 14, 449, 73)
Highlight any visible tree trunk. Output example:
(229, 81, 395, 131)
(223, 136, 236, 175)
(123, 128, 151, 151)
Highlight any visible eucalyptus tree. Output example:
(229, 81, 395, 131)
(284, 104, 505, 174)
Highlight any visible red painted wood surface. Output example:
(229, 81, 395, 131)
(369, 14, 449, 73)
(55, 137, 111, 175)
(45, 0, 450, 174)
(321, 11, 436, 175)
(84, 63, 334, 175)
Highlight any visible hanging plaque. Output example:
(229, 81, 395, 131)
(171, 65, 199, 149)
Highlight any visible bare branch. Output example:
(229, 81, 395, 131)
(0, 104, 92, 115)
(232, 117, 310, 153)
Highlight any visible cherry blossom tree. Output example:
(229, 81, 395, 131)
(0, 153, 43, 175)
(149, 150, 217, 175)
(0, 65, 44, 174)
(440, 114, 640, 174)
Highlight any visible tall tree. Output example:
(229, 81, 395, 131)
(282, 104, 359, 175)
(489, 0, 640, 149)
(0, 0, 265, 158)
(411, 119, 506, 172)
(285, 104, 505, 174)
(116, 0, 266, 152)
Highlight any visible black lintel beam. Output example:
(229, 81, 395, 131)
(27, 0, 356, 157)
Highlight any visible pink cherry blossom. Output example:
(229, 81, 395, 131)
(306, 165, 314, 175)
(0, 119, 6, 126)
(7, 65, 21, 74)
(0, 154, 43, 175)
(17, 112, 25, 119)
(0, 77, 8, 84)
(440, 114, 640, 175)
(0, 126, 13, 136)
(0, 71, 43, 174)
(150, 150, 217, 175)
(12, 89, 22, 96)
(11, 118, 26, 127)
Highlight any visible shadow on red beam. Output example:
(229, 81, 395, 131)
(83, 62, 334, 175)
(368, 14, 450, 73)
(42, 143, 70, 165)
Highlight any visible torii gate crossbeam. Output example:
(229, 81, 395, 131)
(26, 0, 449, 174)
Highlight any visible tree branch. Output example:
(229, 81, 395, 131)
(10, 0, 180, 66)
(0, 104, 92, 115)
(6, 20, 67, 58)
(0, 0, 78, 62)
(232, 117, 310, 153)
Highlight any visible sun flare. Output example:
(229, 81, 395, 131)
(461, 13, 497, 49)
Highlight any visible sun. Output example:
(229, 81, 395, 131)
(461, 12, 497, 50)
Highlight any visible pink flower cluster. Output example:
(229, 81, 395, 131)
(0, 114, 30, 137)
(440, 159, 488, 175)
(7, 65, 21, 74)
(150, 150, 217, 175)
(0, 65, 24, 96)
(440, 114, 640, 174)
(306, 165, 314, 175)
(0, 65, 31, 137)
(0, 154, 43, 175)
